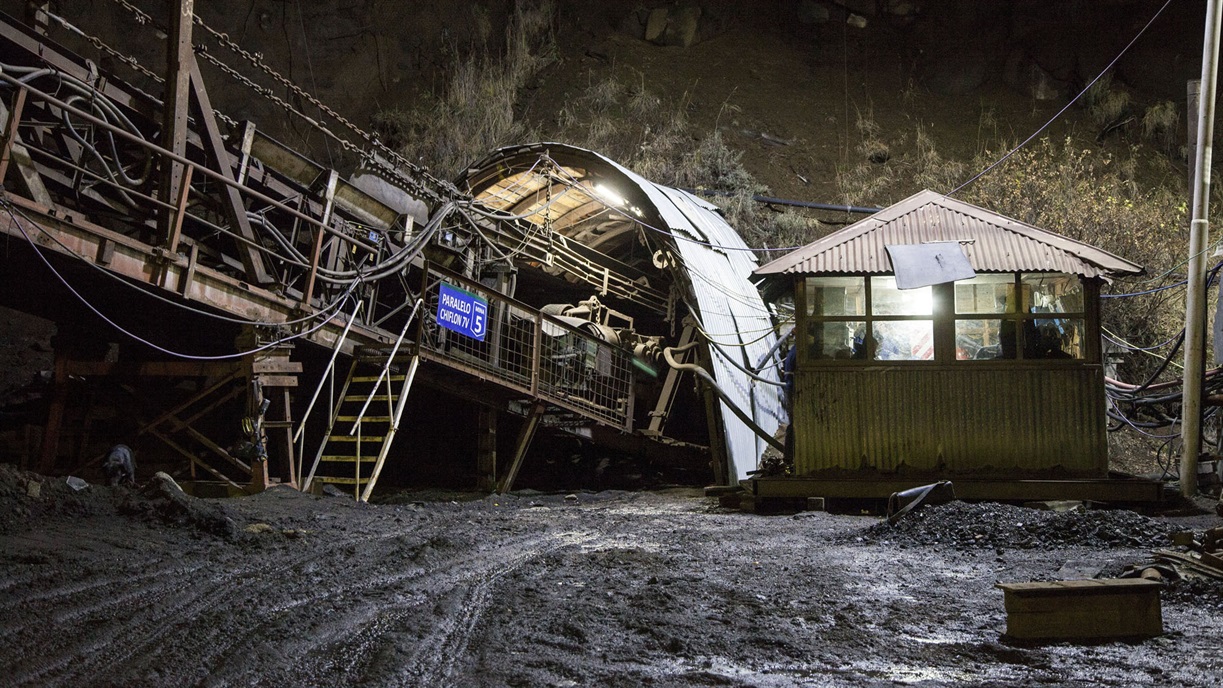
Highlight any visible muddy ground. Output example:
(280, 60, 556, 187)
(1, 464, 1220, 688)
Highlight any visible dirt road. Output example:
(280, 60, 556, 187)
(0, 465, 1220, 687)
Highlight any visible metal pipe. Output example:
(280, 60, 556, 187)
(1183, 0, 1222, 498)
(0, 73, 373, 250)
(662, 342, 784, 453)
(293, 300, 362, 445)
(678, 187, 881, 215)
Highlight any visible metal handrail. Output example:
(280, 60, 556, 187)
(0, 73, 381, 253)
(348, 298, 423, 435)
(293, 299, 362, 487)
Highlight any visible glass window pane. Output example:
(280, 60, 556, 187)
(955, 319, 1017, 360)
(872, 320, 934, 361)
(806, 321, 868, 360)
(1022, 273, 1084, 314)
(806, 277, 865, 316)
(1024, 318, 1084, 359)
(954, 274, 1016, 314)
(871, 276, 932, 316)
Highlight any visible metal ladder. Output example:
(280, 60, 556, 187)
(302, 300, 421, 501)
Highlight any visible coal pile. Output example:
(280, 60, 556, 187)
(1162, 576, 1223, 611)
(855, 501, 1177, 550)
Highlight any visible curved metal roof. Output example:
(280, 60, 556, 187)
(461, 143, 783, 482)
(755, 190, 1144, 279)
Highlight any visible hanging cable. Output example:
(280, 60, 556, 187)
(946, 0, 1174, 196)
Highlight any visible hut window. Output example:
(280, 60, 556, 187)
(806, 276, 865, 317)
(803, 276, 934, 361)
(953, 273, 1085, 360)
(869, 277, 933, 360)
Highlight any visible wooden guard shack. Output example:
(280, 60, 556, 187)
(749, 190, 1162, 503)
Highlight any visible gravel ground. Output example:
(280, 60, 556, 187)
(1, 463, 1221, 687)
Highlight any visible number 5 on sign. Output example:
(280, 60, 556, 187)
(436, 283, 489, 342)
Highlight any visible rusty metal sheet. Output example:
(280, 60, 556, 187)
(792, 366, 1108, 476)
(756, 190, 1143, 280)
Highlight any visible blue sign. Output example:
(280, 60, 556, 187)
(436, 283, 488, 341)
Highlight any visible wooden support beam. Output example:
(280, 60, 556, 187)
(159, 0, 193, 249)
(137, 369, 242, 436)
(497, 401, 546, 494)
(187, 62, 272, 285)
(147, 425, 244, 490)
(276, 388, 298, 489)
(37, 348, 70, 473)
(477, 407, 498, 492)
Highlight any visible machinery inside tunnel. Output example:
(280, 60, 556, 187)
(0, 4, 784, 498)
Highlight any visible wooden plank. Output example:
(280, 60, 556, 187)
(749, 476, 1165, 503)
(997, 578, 1162, 640)
(998, 578, 1161, 594)
(1154, 549, 1223, 580)
(252, 359, 304, 373)
(254, 374, 299, 388)
(65, 360, 240, 377)
(187, 63, 272, 286)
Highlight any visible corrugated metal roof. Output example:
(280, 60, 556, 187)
(755, 190, 1144, 279)
(462, 143, 784, 482)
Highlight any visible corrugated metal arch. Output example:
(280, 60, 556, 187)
(461, 143, 784, 482)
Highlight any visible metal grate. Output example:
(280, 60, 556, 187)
(418, 268, 634, 430)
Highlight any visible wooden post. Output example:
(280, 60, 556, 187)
(159, 0, 193, 247)
(497, 402, 545, 494)
(37, 348, 70, 473)
(477, 407, 498, 491)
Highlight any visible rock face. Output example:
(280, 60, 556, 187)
(645, 4, 704, 48)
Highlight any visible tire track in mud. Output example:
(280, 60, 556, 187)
(4, 498, 645, 686)
(4, 525, 453, 687)
(198, 530, 598, 686)
(372, 530, 598, 686)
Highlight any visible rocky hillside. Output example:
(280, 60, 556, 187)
(7, 0, 1199, 203)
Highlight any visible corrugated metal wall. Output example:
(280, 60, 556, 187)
(793, 366, 1108, 476)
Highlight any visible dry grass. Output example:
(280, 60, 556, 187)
(1083, 74, 1131, 127)
(372, 0, 556, 177)
(1141, 101, 1180, 152)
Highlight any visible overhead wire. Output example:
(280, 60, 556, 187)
(4, 197, 359, 360)
(1, 197, 356, 327)
(946, 0, 1175, 196)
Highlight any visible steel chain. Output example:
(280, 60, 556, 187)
(105, 0, 453, 203)
(44, 10, 163, 85)
(192, 17, 455, 200)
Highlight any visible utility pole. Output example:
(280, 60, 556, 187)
(1182, 0, 1222, 499)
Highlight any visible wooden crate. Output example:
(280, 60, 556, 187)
(996, 578, 1163, 640)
